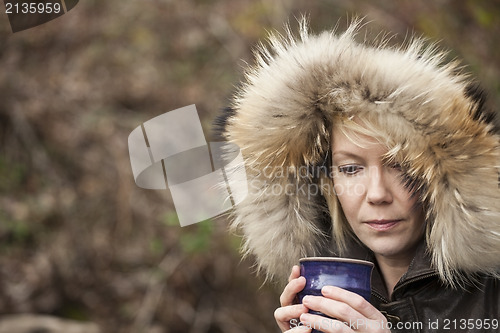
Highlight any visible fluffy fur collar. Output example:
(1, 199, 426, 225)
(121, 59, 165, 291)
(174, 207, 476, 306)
(216, 20, 500, 286)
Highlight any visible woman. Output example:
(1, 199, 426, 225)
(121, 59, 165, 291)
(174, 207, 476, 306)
(215, 19, 500, 332)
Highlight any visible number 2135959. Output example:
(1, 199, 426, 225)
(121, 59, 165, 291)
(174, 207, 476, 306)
(5, 2, 62, 14)
(442, 318, 498, 330)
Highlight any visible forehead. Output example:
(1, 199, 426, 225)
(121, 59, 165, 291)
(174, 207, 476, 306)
(332, 125, 389, 160)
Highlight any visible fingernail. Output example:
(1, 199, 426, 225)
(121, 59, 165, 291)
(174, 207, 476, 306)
(302, 295, 311, 304)
(322, 286, 333, 294)
(300, 312, 312, 322)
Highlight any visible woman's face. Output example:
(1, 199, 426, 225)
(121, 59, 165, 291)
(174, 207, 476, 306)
(332, 127, 426, 261)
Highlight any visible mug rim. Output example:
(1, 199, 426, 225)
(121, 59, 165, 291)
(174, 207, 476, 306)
(299, 256, 374, 267)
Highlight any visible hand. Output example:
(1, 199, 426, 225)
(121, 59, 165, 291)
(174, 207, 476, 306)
(299, 286, 390, 332)
(274, 265, 311, 332)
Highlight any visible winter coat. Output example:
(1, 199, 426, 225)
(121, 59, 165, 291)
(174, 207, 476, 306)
(345, 238, 500, 332)
(215, 19, 500, 329)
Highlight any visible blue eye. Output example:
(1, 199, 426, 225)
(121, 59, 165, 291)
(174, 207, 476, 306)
(389, 162, 402, 171)
(338, 165, 363, 175)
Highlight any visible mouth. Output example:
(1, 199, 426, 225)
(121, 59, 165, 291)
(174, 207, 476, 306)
(364, 219, 403, 231)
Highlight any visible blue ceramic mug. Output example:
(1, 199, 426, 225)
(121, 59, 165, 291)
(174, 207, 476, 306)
(298, 257, 374, 331)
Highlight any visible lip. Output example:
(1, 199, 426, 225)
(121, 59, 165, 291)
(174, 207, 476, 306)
(364, 219, 403, 231)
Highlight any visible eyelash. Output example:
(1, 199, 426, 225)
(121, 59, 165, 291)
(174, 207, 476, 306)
(338, 165, 363, 175)
(390, 162, 402, 171)
(337, 163, 402, 176)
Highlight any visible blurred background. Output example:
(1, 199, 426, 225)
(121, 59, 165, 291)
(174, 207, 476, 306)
(0, 0, 498, 332)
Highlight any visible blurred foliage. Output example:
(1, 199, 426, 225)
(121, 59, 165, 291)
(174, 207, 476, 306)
(0, 0, 498, 332)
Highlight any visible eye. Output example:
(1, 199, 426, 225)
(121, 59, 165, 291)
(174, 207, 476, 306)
(388, 162, 403, 171)
(338, 164, 363, 175)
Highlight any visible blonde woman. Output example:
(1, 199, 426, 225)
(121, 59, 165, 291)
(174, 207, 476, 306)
(216, 19, 500, 332)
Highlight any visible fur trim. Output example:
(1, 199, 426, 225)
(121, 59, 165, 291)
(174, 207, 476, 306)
(217, 19, 500, 286)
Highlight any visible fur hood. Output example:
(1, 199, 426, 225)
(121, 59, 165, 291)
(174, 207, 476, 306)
(216, 20, 500, 286)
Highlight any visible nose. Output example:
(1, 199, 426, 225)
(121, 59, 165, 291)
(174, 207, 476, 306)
(366, 165, 393, 205)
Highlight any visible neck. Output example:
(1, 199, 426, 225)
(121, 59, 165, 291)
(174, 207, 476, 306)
(374, 253, 413, 299)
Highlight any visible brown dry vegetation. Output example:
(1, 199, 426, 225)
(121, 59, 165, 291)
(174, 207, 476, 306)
(0, 1, 498, 332)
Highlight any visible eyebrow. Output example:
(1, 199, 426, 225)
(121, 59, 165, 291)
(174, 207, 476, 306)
(332, 150, 362, 159)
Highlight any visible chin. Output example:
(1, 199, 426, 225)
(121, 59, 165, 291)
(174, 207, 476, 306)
(366, 241, 409, 258)
(374, 248, 406, 258)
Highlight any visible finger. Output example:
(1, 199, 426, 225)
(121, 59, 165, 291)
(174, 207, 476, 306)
(302, 295, 363, 324)
(299, 313, 353, 333)
(321, 286, 383, 320)
(280, 276, 306, 306)
(288, 265, 301, 282)
(275, 304, 311, 332)
(286, 325, 312, 333)
(274, 304, 309, 323)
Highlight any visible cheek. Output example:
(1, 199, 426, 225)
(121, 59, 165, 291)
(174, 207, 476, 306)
(394, 187, 426, 227)
(334, 180, 363, 222)
(395, 186, 420, 211)
(409, 201, 426, 228)
(337, 195, 358, 232)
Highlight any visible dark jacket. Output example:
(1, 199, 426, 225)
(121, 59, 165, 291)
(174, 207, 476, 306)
(345, 239, 500, 332)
